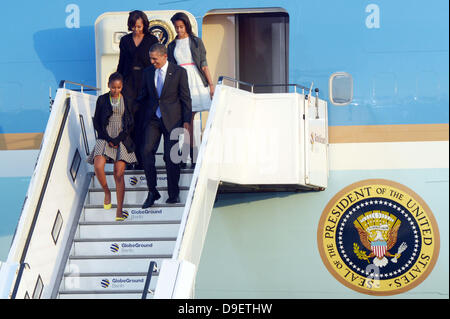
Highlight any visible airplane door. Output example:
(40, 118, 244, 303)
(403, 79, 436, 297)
(202, 8, 289, 93)
(94, 10, 198, 94)
(237, 12, 289, 93)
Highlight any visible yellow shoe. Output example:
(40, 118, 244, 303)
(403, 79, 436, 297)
(104, 203, 112, 210)
(116, 211, 127, 221)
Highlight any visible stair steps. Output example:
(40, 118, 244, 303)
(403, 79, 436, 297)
(57, 163, 193, 299)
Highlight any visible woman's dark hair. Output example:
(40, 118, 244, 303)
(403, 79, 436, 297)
(170, 12, 194, 36)
(128, 10, 150, 34)
(108, 72, 123, 84)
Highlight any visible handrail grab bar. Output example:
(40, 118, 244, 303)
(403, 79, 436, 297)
(141, 261, 156, 299)
(58, 80, 100, 93)
(217, 76, 254, 90)
(10, 97, 72, 299)
(217, 76, 319, 94)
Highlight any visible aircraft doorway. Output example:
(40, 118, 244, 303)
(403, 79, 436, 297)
(203, 8, 289, 93)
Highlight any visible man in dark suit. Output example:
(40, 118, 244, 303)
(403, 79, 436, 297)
(136, 43, 192, 208)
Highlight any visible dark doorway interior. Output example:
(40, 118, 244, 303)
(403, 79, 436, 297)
(237, 13, 289, 93)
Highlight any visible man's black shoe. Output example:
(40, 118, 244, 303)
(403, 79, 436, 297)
(165, 195, 180, 204)
(142, 192, 161, 209)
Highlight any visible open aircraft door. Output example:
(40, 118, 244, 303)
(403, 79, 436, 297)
(95, 10, 198, 94)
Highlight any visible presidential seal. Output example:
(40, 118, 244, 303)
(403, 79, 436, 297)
(317, 179, 439, 296)
(149, 19, 175, 45)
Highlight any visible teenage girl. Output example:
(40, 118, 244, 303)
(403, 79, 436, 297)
(167, 12, 214, 168)
(87, 72, 137, 221)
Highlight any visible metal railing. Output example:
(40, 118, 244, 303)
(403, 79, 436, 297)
(217, 76, 322, 119)
(10, 97, 72, 299)
(217, 76, 319, 94)
(50, 81, 99, 112)
(141, 261, 157, 299)
(58, 80, 100, 93)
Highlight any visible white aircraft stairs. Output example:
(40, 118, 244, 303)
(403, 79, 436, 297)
(0, 77, 328, 299)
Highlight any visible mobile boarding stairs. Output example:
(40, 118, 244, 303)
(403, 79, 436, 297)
(0, 77, 328, 299)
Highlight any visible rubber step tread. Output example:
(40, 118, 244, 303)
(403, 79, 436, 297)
(59, 289, 142, 295)
(78, 220, 181, 225)
(73, 237, 177, 242)
(68, 254, 172, 260)
(88, 186, 190, 192)
(101, 169, 194, 175)
(63, 272, 158, 277)
(84, 203, 184, 208)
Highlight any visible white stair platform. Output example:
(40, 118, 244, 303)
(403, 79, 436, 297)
(65, 257, 167, 274)
(87, 187, 189, 205)
(82, 205, 184, 222)
(72, 240, 176, 256)
(57, 164, 192, 299)
(58, 272, 159, 299)
(60, 274, 158, 291)
(58, 292, 147, 299)
(75, 222, 181, 240)
(93, 170, 194, 188)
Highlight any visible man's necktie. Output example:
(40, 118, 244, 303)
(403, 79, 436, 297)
(156, 68, 163, 118)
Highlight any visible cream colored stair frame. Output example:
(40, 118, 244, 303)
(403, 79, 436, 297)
(155, 77, 328, 298)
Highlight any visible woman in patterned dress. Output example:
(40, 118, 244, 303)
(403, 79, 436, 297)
(87, 72, 137, 221)
(168, 12, 214, 168)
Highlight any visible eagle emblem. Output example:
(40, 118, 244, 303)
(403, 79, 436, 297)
(353, 211, 407, 268)
(149, 20, 175, 45)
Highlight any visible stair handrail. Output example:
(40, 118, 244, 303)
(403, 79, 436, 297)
(161, 76, 325, 298)
(141, 261, 156, 299)
(6, 87, 98, 299)
(58, 80, 100, 93)
(217, 76, 255, 92)
(9, 96, 72, 299)
(217, 76, 318, 94)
